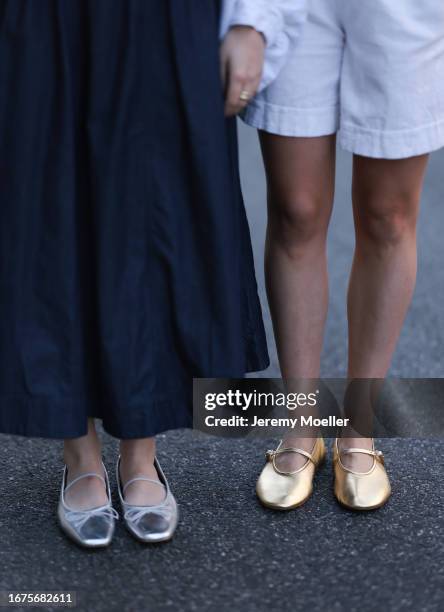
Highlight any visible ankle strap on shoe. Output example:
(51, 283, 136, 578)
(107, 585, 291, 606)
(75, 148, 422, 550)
(339, 448, 384, 458)
(64, 471, 106, 494)
(335, 443, 385, 466)
(266, 445, 316, 476)
(122, 476, 166, 496)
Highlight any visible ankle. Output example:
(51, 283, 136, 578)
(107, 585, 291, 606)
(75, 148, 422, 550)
(119, 438, 156, 466)
(63, 448, 103, 472)
(338, 436, 373, 449)
(63, 420, 102, 468)
(119, 457, 158, 483)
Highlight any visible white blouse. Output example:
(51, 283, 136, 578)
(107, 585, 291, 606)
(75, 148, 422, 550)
(220, 0, 308, 92)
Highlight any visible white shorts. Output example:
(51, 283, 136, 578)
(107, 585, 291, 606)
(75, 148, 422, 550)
(243, 0, 444, 159)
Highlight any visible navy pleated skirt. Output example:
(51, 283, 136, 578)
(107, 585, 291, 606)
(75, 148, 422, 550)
(0, 0, 269, 439)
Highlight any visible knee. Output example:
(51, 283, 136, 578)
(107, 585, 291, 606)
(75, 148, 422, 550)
(269, 193, 330, 253)
(355, 190, 419, 249)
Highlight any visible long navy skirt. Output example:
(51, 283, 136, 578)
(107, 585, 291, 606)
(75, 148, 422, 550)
(0, 0, 269, 439)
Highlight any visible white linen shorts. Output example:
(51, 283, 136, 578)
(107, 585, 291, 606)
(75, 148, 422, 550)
(243, 0, 444, 159)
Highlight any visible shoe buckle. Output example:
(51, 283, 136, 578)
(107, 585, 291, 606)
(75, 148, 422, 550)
(374, 449, 385, 464)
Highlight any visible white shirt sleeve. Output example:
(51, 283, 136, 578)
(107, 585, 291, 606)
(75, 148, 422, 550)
(220, 0, 308, 92)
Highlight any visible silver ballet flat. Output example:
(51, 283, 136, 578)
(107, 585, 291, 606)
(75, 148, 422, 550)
(57, 463, 119, 549)
(116, 456, 178, 543)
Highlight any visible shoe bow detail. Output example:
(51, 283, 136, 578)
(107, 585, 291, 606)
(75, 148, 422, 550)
(123, 500, 174, 524)
(64, 506, 119, 531)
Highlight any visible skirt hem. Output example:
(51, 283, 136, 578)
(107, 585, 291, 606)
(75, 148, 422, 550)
(0, 352, 270, 440)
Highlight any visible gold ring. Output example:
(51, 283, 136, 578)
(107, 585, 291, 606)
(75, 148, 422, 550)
(239, 90, 251, 102)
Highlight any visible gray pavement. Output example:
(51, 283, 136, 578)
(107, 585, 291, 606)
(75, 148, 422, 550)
(0, 125, 443, 612)
(1, 433, 443, 612)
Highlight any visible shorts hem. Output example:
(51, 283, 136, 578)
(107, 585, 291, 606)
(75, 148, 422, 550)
(339, 119, 444, 159)
(242, 99, 339, 137)
(243, 100, 444, 158)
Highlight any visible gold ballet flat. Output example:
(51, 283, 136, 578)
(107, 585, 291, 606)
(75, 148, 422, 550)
(333, 439, 391, 511)
(256, 437, 326, 510)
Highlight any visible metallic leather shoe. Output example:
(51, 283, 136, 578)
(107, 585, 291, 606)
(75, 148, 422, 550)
(333, 438, 391, 510)
(57, 464, 118, 548)
(116, 456, 178, 543)
(256, 437, 326, 510)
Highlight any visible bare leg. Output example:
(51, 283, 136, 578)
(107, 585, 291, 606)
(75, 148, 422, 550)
(63, 419, 108, 510)
(119, 438, 165, 505)
(260, 133, 336, 470)
(342, 153, 429, 470)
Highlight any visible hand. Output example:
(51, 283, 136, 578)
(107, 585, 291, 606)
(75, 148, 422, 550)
(220, 26, 265, 117)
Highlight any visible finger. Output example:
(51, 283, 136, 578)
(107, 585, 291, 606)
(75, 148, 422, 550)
(226, 73, 259, 117)
(224, 70, 248, 117)
(243, 74, 261, 104)
(249, 71, 262, 99)
(224, 74, 244, 116)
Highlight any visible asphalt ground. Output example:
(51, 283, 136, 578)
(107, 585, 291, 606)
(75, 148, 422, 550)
(0, 433, 442, 612)
(0, 124, 443, 612)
